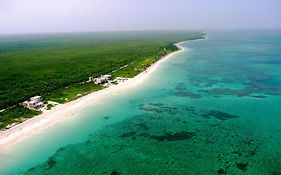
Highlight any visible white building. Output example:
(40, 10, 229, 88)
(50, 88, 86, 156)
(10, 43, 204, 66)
(30, 96, 43, 103)
(93, 74, 112, 84)
(27, 96, 45, 109)
(103, 74, 112, 79)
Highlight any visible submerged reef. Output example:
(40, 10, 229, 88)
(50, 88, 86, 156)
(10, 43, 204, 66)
(46, 157, 57, 170)
(174, 83, 202, 99)
(202, 110, 239, 121)
(137, 122, 150, 130)
(217, 168, 227, 174)
(111, 170, 120, 175)
(236, 162, 249, 171)
(175, 83, 186, 91)
(150, 131, 196, 142)
(192, 73, 281, 98)
(175, 91, 202, 99)
(24, 102, 265, 175)
(139, 105, 160, 112)
(103, 116, 112, 120)
(120, 131, 137, 138)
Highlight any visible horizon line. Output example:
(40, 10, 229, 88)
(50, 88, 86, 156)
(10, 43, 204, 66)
(0, 27, 281, 35)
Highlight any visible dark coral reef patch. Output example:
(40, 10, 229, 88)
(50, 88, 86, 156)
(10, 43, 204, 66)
(236, 162, 249, 171)
(120, 131, 137, 138)
(46, 158, 57, 170)
(150, 131, 196, 142)
(175, 91, 202, 99)
(174, 83, 202, 99)
(202, 110, 239, 121)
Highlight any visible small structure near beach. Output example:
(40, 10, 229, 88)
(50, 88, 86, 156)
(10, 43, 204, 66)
(24, 95, 45, 110)
(93, 74, 112, 84)
(87, 74, 129, 87)
(113, 77, 129, 84)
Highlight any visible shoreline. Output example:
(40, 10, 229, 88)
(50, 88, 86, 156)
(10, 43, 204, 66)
(0, 41, 188, 148)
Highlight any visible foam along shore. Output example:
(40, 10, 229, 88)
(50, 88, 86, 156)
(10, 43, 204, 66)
(0, 42, 187, 148)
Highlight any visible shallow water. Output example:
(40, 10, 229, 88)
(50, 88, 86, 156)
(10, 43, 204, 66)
(1, 30, 281, 175)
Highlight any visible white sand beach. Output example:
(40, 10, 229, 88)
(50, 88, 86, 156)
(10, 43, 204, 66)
(0, 43, 186, 148)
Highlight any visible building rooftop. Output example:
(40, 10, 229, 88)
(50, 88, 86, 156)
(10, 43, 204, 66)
(30, 95, 42, 100)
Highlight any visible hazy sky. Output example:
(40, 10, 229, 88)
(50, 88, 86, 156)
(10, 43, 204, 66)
(0, 0, 280, 34)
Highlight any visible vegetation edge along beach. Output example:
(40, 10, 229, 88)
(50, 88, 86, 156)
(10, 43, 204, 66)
(0, 32, 206, 146)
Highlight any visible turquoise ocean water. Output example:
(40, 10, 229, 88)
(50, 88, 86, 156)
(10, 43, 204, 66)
(0, 30, 281, 175)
